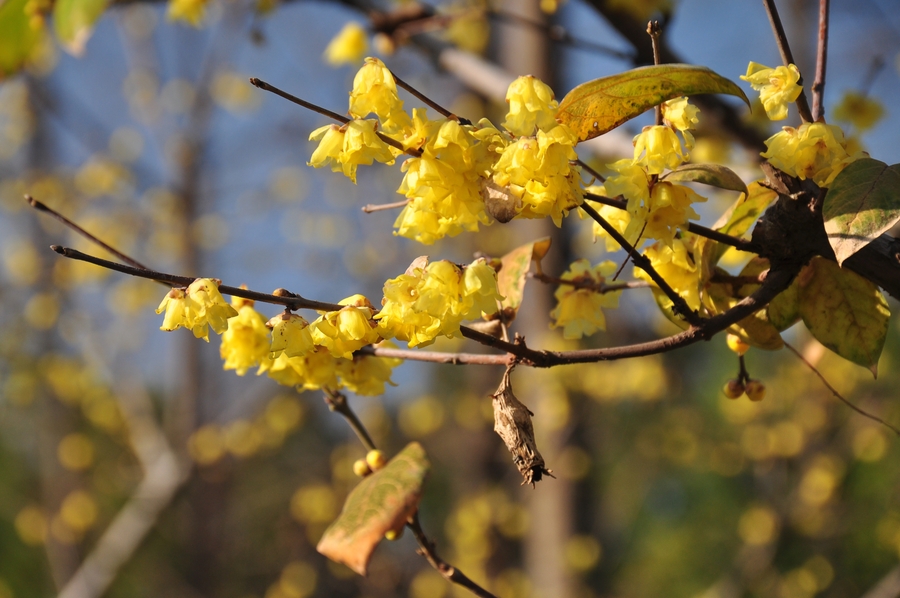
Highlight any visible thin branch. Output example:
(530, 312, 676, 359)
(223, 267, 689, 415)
(580, 202, 702, 326)
(530, 271, 650, 294)
(407, 512, 499, 598)
(322, 388, 377, 451)
(362, 345, 511, 366)
(761, 0, 814, 123)
(50, 245, 345, 312)
(811, 0, 829, 121)
(361, 198, 410, 213)
(391, 73, 471, 126)
(248, 78, 421, 157)
(574, 159, 605, 183)
(784, 342, 900, 436)
(582, 192, 756, 251)
(647, 20, 663, 126)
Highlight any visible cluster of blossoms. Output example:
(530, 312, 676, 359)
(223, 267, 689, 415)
(308, 58, 583, 244)
(549, 260, 621, 339)
(156, 262, 503, 393)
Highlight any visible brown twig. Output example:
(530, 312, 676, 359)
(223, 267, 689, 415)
(811, 0, 829, 121)
(407, 512, 499, 598)
(530, 271, 650, 294)
(322, 387, 377, 450)
(249, 77, 422, 157)
(581, 202, 702, 325)
(361, 198, 410, 213)
(574, 159, 605, 183)
(362, 345, 510, 366)
(784, 342, 900, 436)
(761, 0, 814, 123)
(647, 20, 663, 126)
(391, 73, 471, 126)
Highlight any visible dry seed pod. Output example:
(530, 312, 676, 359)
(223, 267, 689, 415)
(481, 179, 521, 224)
(492, 366, 553, 486)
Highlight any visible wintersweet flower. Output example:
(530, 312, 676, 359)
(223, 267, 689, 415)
(662, 97, 700, 148)
(550, 259, 621, 339)
(257, 347, 339, 391)
(337, 343, 402, 396)
(220, 300, 270, 375)
(832, 91, 884, 132)
(503, 75, 559, 137)
(740, 62, 802, 121)
(308, 119, 395, 184)
(310, 295, 381, 359)
(267, 312, 314, 358)
(761, 122, 865, 187)
(634, 238, 701, 311)
(460, 258, 504, 319)
(157, 279, 237, 341)
(590, 203, 634, 253)
(348, 57, 411, 134)
(323, 22, 368, 66)
(642, 182, 705, 247)
(156, 288, 193, 333)
(632, 125, 686, 174)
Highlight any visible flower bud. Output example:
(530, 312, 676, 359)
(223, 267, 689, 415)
(352, 459, 372, 477)
(366, 449, 387, 471)
(745, 379, 766, 402)
(723, 379, 745, 400)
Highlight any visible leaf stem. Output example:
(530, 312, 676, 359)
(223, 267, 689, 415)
(761, 0, 814, 123)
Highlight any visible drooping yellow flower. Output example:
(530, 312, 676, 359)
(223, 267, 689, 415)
(662, 97, 700, 149)
(502, 75, 559, 137)
(310, 294, 381, 359)
(323, 22, 368, 66)
(267, 312, 314, 358)
(550, 259, 620, 339)
(740, 62, 802, 121)
(337, 343, 402, 396)
(642, 181, 705, 247)
(167, 0, 209, 27)
(590, 203, 633, 253)
(761, 121, 865, 187)
(634, 238, 701, 311)
(632, 125, 686, 174)
(220, 301, 270, 375)
(156, 278, 237, 342)
(156, 288, 193, 333)
(348, 57, 411, 134)
(257, 347, 340, 392)
(832, 91, 884, 132)
(308, 119, 395, 184)
(460, 258, 504, 319)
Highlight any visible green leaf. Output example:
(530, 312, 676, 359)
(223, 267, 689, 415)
(766, 272, 801, 332)
(557, 64, 750, 142)
(317, 442, 430, 576)
(662, 163, 748, 196)
(0, 0, 44, 79)
(798, 257, 891, 376)
(53, 0, 110, 55)
(497, 237, 551, 315)
(822, 158, 900, 265)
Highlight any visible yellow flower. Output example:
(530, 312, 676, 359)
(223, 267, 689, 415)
(310, 295, 381, 359)
(349, 57, 411, 135)
(220, 302, 270, 375)
(550, 259, 620, 339)
(267, 312, 314, 358)
(761, 122, 865, 187)
(337, 342, 402, 396)
(156, 278, 237, 342)
(460, 258, 503, 319)
(632, 125, 685, 174)
(740, 62, 802, 121)
(308, 124, 345, 173)
(308, 120, 395, 184)
(832, 91, 884, 132)
(257, 347, 339, 392)
(323, 22, 368, 66)
(642, 182, 705, 247)
(590, 203, 634, 253)
(634, 238, 701, 311)
(662, 97, 699, 148)
(503, 75, 559, 137)
(167, 0, 209, 27)
(156, 288, 193, 332)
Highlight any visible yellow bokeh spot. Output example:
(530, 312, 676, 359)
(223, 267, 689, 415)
(269, 166, 309, 203)
(290, 484, 338, 524)
(4, 370, 38, 406)
(108, 126, 144, 163)
(409, 568, 448, 598)
(804, 555, 834, 591)
(556, 446, 591, 481)
(576, 357, 666, 403)
(223, 419, 263, 458)
(564, 535, 602, 572)
(798, 462, 839, 506)
(106, 277, 158, 316)
(741, 424, 772, 461)
(709, 442, 744, 477)
(14, 505, 48, 545)
(492, 568, 531, 598)
(495, 503, 529, 539)
(0, 577, 13, 598)
(58, 433, 95, 471)
(398, 395, 446, 438)
(212, 71, 260, 112)
(780, 567, 819, 598)
(720, 393, 764, 425)
(50, 514, 81, 545)
(60, 490, 98, 533)
(453, 392, 490, 431)
(279, 560, 317, 598)
(3, 241, 41, 286)
(852, 427, 887, 462)
(24, 292, 59, 330)
(738, 505, 778, 545)
(82, 391, 124, 433)
(264, 395, 304, 434)
(192, 213, 229, 250)
(188, 424, 226, 465)
(770, 421, 805, 457)
(160, 78, 196, 115)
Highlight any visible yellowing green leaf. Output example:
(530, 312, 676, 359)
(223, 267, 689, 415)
(823, 158, 900, 265)
(766, 271, 801, 332)
(0, 0, 44, 79)
(498, 237, 551, 315)
(53, 0, 110, 55)
(798, 257, 890, 376)
(317, 442, 429, 576)
(706, 181, 777, 266)
(557, 64, 750, 142)
(662, 163, 748, 196)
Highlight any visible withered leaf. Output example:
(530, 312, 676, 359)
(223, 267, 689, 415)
(492, 366, 553, 486)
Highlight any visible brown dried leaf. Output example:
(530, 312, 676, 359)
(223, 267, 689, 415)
(492, 366, 553, 486)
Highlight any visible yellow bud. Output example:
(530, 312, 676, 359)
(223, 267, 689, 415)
(353, 459, 372, 477)
(384, 527, 403, 541)
(745, 380, 766, 402)
(723, 379, 745, 400)
(366, 449, 387, 471)
(726, 334, 750, 356)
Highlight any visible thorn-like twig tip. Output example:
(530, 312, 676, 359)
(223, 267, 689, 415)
(26, 195, 46, 210)
(50, 245, 64, 254)
(249, 77, 262, 88)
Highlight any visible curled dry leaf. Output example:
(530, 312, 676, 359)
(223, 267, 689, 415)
(481, 178, 521, 223)
(492, 366, 553, 486)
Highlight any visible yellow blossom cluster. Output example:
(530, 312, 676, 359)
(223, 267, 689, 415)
(375, 258, 503, 347)
(634, 238, 701, 312)
(761, 122, 865, 187)
(550, 259, 621, 339)
(156, 278, 238, 341)
(740, 62, 802, 121)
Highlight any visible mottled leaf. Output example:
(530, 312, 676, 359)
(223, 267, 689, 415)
(0, 0, 44, 79)
(317, 442, 430, 576)
(662, 163, 748, 195)
(706, 181, 777, 266)
(798, 257, 890, 376)
(557, 64, 750, 142)
(53, 0, 109, 55)
(822, 158, 900, 265)
(498, 237, 551, 314)
(766, 270, 802, 332)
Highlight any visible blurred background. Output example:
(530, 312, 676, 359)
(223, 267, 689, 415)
(1, 0, 899, 596)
